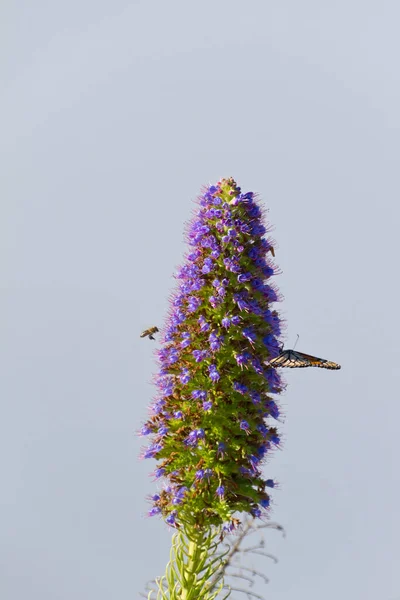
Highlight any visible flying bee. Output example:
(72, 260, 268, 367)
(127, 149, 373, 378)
(140, 326, 159, 340)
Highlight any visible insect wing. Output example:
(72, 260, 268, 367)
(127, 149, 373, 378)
(140, 326, 159, 339)
(292, 351, 341, 370)
(268, 350, 341, 370)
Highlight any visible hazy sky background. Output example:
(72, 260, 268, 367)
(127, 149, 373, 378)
(2, 1, 400, 599)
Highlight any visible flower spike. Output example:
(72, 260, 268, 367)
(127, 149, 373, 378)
(142, 178, 284, 529)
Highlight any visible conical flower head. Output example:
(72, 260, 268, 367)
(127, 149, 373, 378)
(141, 178, 284, 529)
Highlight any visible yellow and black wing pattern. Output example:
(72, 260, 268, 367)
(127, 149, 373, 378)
(268, 349, 341, 370)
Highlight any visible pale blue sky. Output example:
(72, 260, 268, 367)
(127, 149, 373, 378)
(2, 1, 400, 599)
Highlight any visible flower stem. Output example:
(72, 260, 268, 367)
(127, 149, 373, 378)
(153, 524, 229, 599)
(180, 538, 199, 599)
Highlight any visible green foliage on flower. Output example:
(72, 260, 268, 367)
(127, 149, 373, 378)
(141, 178, 284, 529)
(148, 522, 230, 600)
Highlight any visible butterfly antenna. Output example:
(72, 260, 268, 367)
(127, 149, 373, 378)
(293, 334, 300, 350)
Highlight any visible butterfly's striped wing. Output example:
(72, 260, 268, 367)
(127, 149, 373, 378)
(268, 350, 341, 370)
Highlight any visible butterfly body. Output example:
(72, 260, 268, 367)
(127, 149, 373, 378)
(268, 349, 341, 370)
(140, 326, 159, 341)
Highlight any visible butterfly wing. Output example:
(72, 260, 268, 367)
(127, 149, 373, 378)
(292, 351, 341, 370)
(268, 350, 310, 368)
(268, 350, 341, 370)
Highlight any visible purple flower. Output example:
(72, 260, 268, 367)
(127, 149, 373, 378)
(248, 298, 263, 316)
(239, 466, 252, 476)
(160, 385, 174, 398)
(166, 510, 178, 525)
(154, 467, 166, 478)
(148, 506, 162, 517)
(264, 310, 281, 336)
(264, 285, 279, 303)
(187, 249, 201, 262)
(164, 330, 176, 342)
(262, 265, 275, 278)
(158, 377, 175, 397)
(209, 331, 223, 351)
(221, 316, 231, 329)
(191, 278, 205, 291)
(142, 178, 285, 528)
(223, 520, 240, 534)
(264, 399, 280, 419)
(235, 352, 251, 368)
(248, 454, 260, 471)
(201, 235, 217, 248)
(250, 390, 261, 404)
(250, 356, 264, 375)
(144, 442, 163, 459)
(192, 389, 207, 400)
(198, 315, 210, 332)
(150, 400, 166, 415)
(264, 368, 283, 393)
(167, 348, 180, 365)
(216, 286, 226, 298)
(184, 430, 202, 447)
(172, 487, 188, 505)
(242, 327, 257, 343)
(187, 296, 202, 313)
(209, 295, 222, 308)
(257, 443, 270, 458)
(140, 425, 152, 436)
(217, 442, 226, 457)
(233, 381, 248, 395)
(173, 296, 184, 307)
(263, 334, 280, 357)
(202, 257, 214, 274)
(171, 311, 186, 327)
(257, 424, 269, 437)
(208, 364, 220, 382)
(266, 479, 275, 488)
(250, 222, 266, 236)
(179, 368, 191, 384)
(225, 258, 240, 273)
(193, 349, 208, 362)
